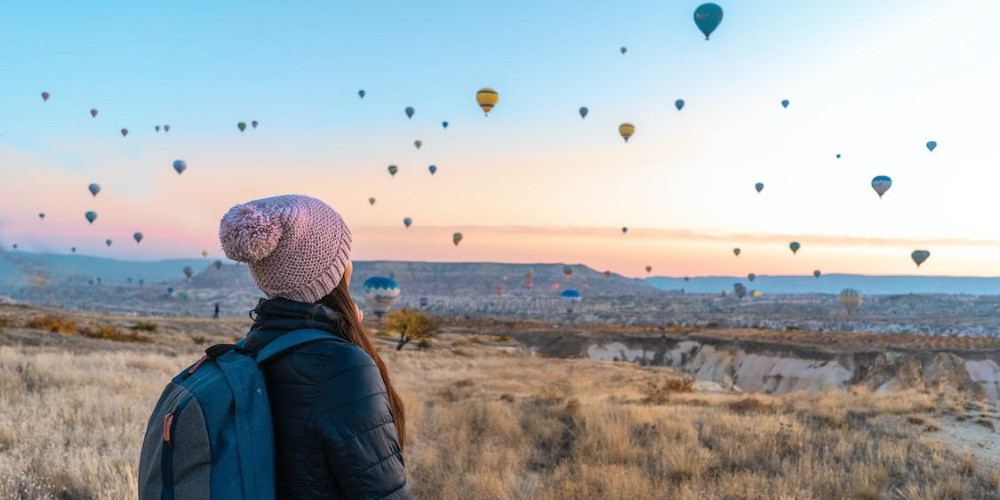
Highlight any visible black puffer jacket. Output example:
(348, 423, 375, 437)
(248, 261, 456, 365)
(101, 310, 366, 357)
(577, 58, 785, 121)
(245, 298, 410, 500)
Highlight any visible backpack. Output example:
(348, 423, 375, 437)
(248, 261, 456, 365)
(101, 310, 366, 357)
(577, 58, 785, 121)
(138, 329, 342, 500)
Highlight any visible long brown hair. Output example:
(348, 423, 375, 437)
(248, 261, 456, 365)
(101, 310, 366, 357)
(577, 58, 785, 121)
(316, 277, 406, 449)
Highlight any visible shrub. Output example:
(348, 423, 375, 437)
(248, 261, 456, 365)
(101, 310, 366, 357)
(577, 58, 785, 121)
(497, 335, 511, 342)
(385, 308, 438, 350)
(642, 377, 694, 405)
(190, 335, 206, 345)
(26, 315, 76, 334)
(79, 326, 152, 343)
(0, 317, 11, 329)
(131, 322, 158, 332)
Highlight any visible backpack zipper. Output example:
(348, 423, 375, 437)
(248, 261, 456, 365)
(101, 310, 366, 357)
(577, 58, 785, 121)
(161, 396, 192, 500)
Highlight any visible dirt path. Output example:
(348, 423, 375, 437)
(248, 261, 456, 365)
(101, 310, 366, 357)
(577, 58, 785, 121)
(936, 402, 1000, 472)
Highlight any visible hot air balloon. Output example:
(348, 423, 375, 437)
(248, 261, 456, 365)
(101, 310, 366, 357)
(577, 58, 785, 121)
(251, 120, 258, 129)
(839, 289, 862, 315)
(684, 277, 691, 282)
(183, 266, 194, 280)
(645, 265, 652, 274)
(358, 89, 366, 99)
(71, 247, 76, 253)
(525, 270, 535, 280)
(675, 99, 685, 111)
(419, 296, 429, 310)
(369, 197, 376, 206)
(442, 121, 448, 129)
(619, 123, 635, 142)
(733, 248, 741, 257)
(523, 279, 533, 290)
(201, 250, 209, 258)
(603, 271, 611, 280)
(85, 211, 97, 224)
(620, 46, 627, 54)
(752, 290, 762, 298)
(41, 92, 50, 101)
(911, 250, 930, 267)
(836, 153, 841, 159)
(926, 141, 937, 152)
(789, 242, 801, 254)
(90, 109, 98, 118)
(414, 140, 422, 150)
(405, 107, 415, 119)
(494, 286, 504, 297)
(403, 217, 412, 228)
(814, 270, 822, 278)
(105, 239, 113, 247)
(120, 128, 128, 137)
(579, 107, 588, 119)
(693, 3, 723, 40)
(563, 266, 573, 279)
(476, 88, 498, 116)
(237, 122, 247, 132)
(453, 233, 463, 246)
(12, 244, 17, 250)
(214, 260, 223, 270)
(167, 287, 174, 295)
(871, 176, 892, 198)
(733, 283, 747, 299)
(781, 100, 789, 108)
(621, 227, 628, 234)
(747, 273, 756, 282)
(38, 213, 45, 219)
(173, 160, 187, 175)
(721, 290, 729, 297)
(88, 183, 101, 197)
(561, 289, 582, 314)
(155, 125, 161, 132)
(163, 125, 170, 132)
(428, 165, 437, 175)
(133, 232, 143, 244)
(388, 165, 398, 176)
(755, 182, 764, 193)
(363, 276, 400, 319)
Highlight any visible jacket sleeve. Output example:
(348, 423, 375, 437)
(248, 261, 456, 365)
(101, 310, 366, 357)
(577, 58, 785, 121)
(311, 345, 411, 500)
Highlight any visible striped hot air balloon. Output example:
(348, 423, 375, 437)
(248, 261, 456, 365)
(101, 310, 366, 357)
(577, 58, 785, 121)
(476, 88, 498, 116)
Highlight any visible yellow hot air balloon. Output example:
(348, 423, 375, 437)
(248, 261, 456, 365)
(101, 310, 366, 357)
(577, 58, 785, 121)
(619, 123, 635, 142)
(201, 250, 209, 258)
(476, 87, 498, 116)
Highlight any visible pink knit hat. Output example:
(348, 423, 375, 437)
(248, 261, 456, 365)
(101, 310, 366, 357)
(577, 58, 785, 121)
(219, 194, 352, 303)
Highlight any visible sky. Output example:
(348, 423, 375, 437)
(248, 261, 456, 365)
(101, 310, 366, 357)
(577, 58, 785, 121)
(1, 0, 999, 278)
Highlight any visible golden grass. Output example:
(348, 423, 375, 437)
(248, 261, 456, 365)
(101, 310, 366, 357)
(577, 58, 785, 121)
(0, 309, 997, 499)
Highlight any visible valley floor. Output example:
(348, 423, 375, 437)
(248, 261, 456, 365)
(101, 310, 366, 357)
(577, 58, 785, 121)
(1, 304, 999, 499)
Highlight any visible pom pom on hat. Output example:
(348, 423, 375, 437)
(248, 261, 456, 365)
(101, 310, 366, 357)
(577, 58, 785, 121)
(220, 203, 283, 263)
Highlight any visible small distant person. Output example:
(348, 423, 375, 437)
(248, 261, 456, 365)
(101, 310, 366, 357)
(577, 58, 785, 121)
(213, 303, 220, 319)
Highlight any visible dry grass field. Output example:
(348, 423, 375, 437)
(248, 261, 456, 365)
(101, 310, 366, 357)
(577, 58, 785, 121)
(1, 304, 999, 499)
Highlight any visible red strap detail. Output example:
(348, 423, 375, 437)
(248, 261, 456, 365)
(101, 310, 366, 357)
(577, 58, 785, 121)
(188, 355, 209, 374)
(163, 413, 174, 443)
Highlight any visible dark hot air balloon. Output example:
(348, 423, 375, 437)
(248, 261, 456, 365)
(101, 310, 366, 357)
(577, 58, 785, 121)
(693, 3, 723, 40)
(38, 213, 45, 219)
(214, 260, 223, 270)
(814, 270, 821, 278)
(871, 176, 892, 198)
(163, 124, 170, 132)
(173, 160, 187, 175)
(88, 183, 101, 197)
(388, 165, 398, 176)
(369, 197, 376, 206)
(428, 165, 437, 175)
(90, 109, 98, 118)
(563, 266, 573, 279)
(733, 248, 741, 257)
(41, 92, 50, 101)
(133, 232, 143, 244)
(183, 266, 195, 280)
(237, 122, 247, 132)
(755, 182, 764, 193)
(789, 242, 801, 254)
(155, 125, 161, 132)
(781, 99, 789, 108)
(358, 89, 366, 99)
(620, 46, 627, 54)
(747, 273, 756, 282)
(403, 217, 412, 228)
(120, 128, 128, 137)
(453, 232, 463, 246)
(911, 250, 930, 267)
(105, 239, 112, 247)
(85, 211, 97, 224)
(675, 99, 685, 111)
(926, 141, 937, 152)
(442, 121, 448, 129)
(579, 107, 588, 119)
(405, 107, 415, 119)
(251, 120, 258, 129)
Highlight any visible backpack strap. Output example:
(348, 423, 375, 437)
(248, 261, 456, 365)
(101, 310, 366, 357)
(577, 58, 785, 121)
(253, 329, 343, 365)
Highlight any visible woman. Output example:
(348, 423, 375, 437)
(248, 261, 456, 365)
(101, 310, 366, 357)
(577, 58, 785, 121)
(219, 194, 410, 499)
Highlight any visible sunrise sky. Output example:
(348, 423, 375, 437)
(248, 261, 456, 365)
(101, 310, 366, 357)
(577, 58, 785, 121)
(1, 0, 998, 277)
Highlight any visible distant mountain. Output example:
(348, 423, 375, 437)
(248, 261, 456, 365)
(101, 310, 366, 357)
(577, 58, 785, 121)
(647, 274, 1000, 295)
(0, 250, 212, 287)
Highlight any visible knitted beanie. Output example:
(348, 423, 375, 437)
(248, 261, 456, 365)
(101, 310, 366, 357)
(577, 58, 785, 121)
(219, 194, 352, 303)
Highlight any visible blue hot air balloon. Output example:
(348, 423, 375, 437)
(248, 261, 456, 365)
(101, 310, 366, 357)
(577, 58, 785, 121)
(133, 232, 143, 244)
(403, 217, 412, 228)
(405, 107, 415, 119)
(579, 106, 589, 119)
(871, 175, 892, 198)
(560, 289, 582, 314)
(621, 227, 628, 234)
(911, 250, 930, 267)
(442, 121, 449, 129)
(88, 183, 101, 197)
(675, 99, 685, 111)
(358, 89, 366, 99)
(363, 276, 400, 319)
(428, 165, 437, 175)
(789, 241, 801, 254)
(419, 296, 429, 311)
(755, 182, 764, 193)
(85, 211, 97, 224)
(693, 3, 724, 40)
(781, 99, 790, 108)
(926, 141, 937, 152)
(167, 287, 174, 295)
(173, 160, 187, 175)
